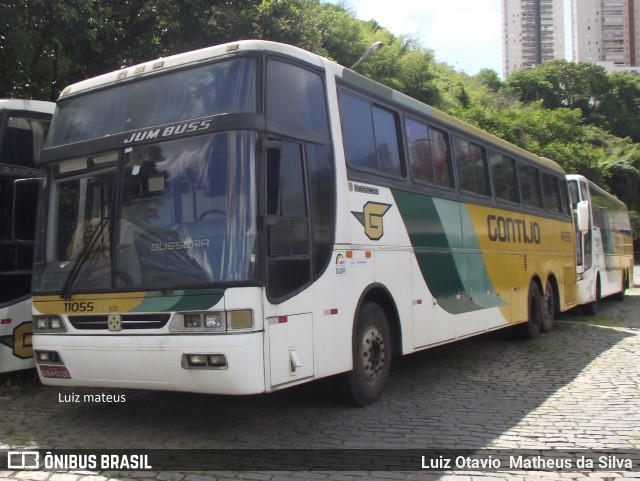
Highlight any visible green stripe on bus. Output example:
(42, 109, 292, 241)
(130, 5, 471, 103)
(392, 190, 504, 314)
(133, 289, 225, 312)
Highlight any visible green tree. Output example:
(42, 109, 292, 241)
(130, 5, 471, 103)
(504, 61, 612, 126)
(474, 68, 503, 93)
(600, 72, 640, 142)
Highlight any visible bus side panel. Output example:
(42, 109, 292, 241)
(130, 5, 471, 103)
(373, 249, 414, 355)
(0, 298, 35, 373)
(466, 203, 577, 316)
(411, 255, 456, 348)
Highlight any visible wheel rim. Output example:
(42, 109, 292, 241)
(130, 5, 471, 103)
(544, 283, 554, 320)
(359, 326, 386, 383)
(531, 291, 541, 329)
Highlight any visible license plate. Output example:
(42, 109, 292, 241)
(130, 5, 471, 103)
(40, 365, 71, 379)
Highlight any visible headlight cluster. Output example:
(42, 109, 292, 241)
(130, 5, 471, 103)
(170, 309, 253, 332)
(33, 316, 67, 333)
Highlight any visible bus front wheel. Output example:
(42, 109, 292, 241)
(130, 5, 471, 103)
(333, 302, 391, 406)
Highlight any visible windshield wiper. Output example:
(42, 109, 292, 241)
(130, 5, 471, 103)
(59, 218, 109, 299)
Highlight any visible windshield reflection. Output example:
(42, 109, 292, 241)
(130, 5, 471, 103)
(35, 131, 257, 293)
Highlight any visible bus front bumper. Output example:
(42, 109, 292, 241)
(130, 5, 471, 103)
(33, 332, 266, 395)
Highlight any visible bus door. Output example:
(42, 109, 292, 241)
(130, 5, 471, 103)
(569, 179, 591, 277)
(264, 139, 314, 388)
(579, 181, 593, 274)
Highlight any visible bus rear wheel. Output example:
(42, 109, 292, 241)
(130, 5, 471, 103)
(613, 270, 627, 301)
(332, 302, 391, 406)
(582, 277, 600, 316)
(541, 278, 555, 333)
(520, 281, 543, 339)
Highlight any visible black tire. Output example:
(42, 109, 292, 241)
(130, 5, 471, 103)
(581, 277, 600, 316)
(520, 281, 543, 339)
(332, 302, 391, 406)
(541, 278, 555, 333)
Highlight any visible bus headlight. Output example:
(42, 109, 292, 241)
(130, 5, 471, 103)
(33, 316, 67, 333)
(171, 310, 252, 332)
(204, 313, 225, 330)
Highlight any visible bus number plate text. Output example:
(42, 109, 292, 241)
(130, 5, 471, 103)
(40, 365, 71, 379)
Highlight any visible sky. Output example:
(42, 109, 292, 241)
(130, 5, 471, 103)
(334, 0, 572, 76)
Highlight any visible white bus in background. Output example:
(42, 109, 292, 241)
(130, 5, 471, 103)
(568, 174, 634, 315)
(0, 99, 54, 373)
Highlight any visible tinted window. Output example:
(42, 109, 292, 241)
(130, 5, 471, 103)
(405, 118, 453, 188)
(2, 116, 50, 167)
(266, 140, 311, 300)
(306, 143, 335, 276)
(542, 173, 563, 214)
(490, 152, 519, 203)
(560, 180, 570, 215)
(267, 60, 329, 137)
(339, 91, 402, 177)
(340, 92, 376, 170)
(454, 136, 489, 196)
(519, 164, 543, 209)
(47, 58, 256, 147)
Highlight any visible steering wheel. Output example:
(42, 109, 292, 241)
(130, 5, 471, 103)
(199, 209, 226, 220)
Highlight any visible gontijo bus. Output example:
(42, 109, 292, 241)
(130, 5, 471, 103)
(568, 174, 633, 315)
(32, 41, 578, 405)
(0, 99, 54, 373)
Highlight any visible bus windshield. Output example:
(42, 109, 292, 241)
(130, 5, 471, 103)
(45, 57, 256, 148)
(34, 131, 258, 293)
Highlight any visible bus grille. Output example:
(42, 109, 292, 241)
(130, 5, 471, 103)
(68, 314, 171, 330)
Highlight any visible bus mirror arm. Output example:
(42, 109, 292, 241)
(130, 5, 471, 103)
(576, 200, 590, 233)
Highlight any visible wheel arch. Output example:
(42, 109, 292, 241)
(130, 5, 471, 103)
(355, 283, 403, 357)
(530, 273, 544, 296)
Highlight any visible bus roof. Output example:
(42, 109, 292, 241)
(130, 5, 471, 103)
(55, 40, 564, 174)
(566, 174, 628, 209)
(56, 40, 324, 100)
(333, 66, 565, 174)
(0, 99, 55, 115)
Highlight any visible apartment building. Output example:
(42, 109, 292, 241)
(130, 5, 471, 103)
(572, 0, 640, 67)
(502, 0, 565, 77)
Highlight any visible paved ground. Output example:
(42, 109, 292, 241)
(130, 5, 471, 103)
(1, 288, 640, 481)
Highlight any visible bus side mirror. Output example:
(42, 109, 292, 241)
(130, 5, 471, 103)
(576, 200, 590, 233)
(12, 177, 42, 242)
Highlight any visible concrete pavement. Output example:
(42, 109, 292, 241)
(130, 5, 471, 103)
(1, 290, 640, 481)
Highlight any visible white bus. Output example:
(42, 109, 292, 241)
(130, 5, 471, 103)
(0, 99, 54, 373)
(568, 174, 634, 315)
(32, 41, 577, 405)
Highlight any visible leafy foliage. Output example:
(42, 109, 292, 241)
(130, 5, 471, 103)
(1, 0, 639, 253)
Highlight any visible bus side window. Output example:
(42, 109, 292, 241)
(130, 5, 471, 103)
(542, 173, 563, 214)
(405, 118, 453, 188)
(339, 91, 403, 177)
(519, 164, 543, 209)
(453, 136, 490, 196)
(406, 117, 434, 183)
(490, 152, 519, 203)
(265, 141, 312, 300)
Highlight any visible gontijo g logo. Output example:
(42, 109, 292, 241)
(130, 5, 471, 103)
(351, 202, 392, 241)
